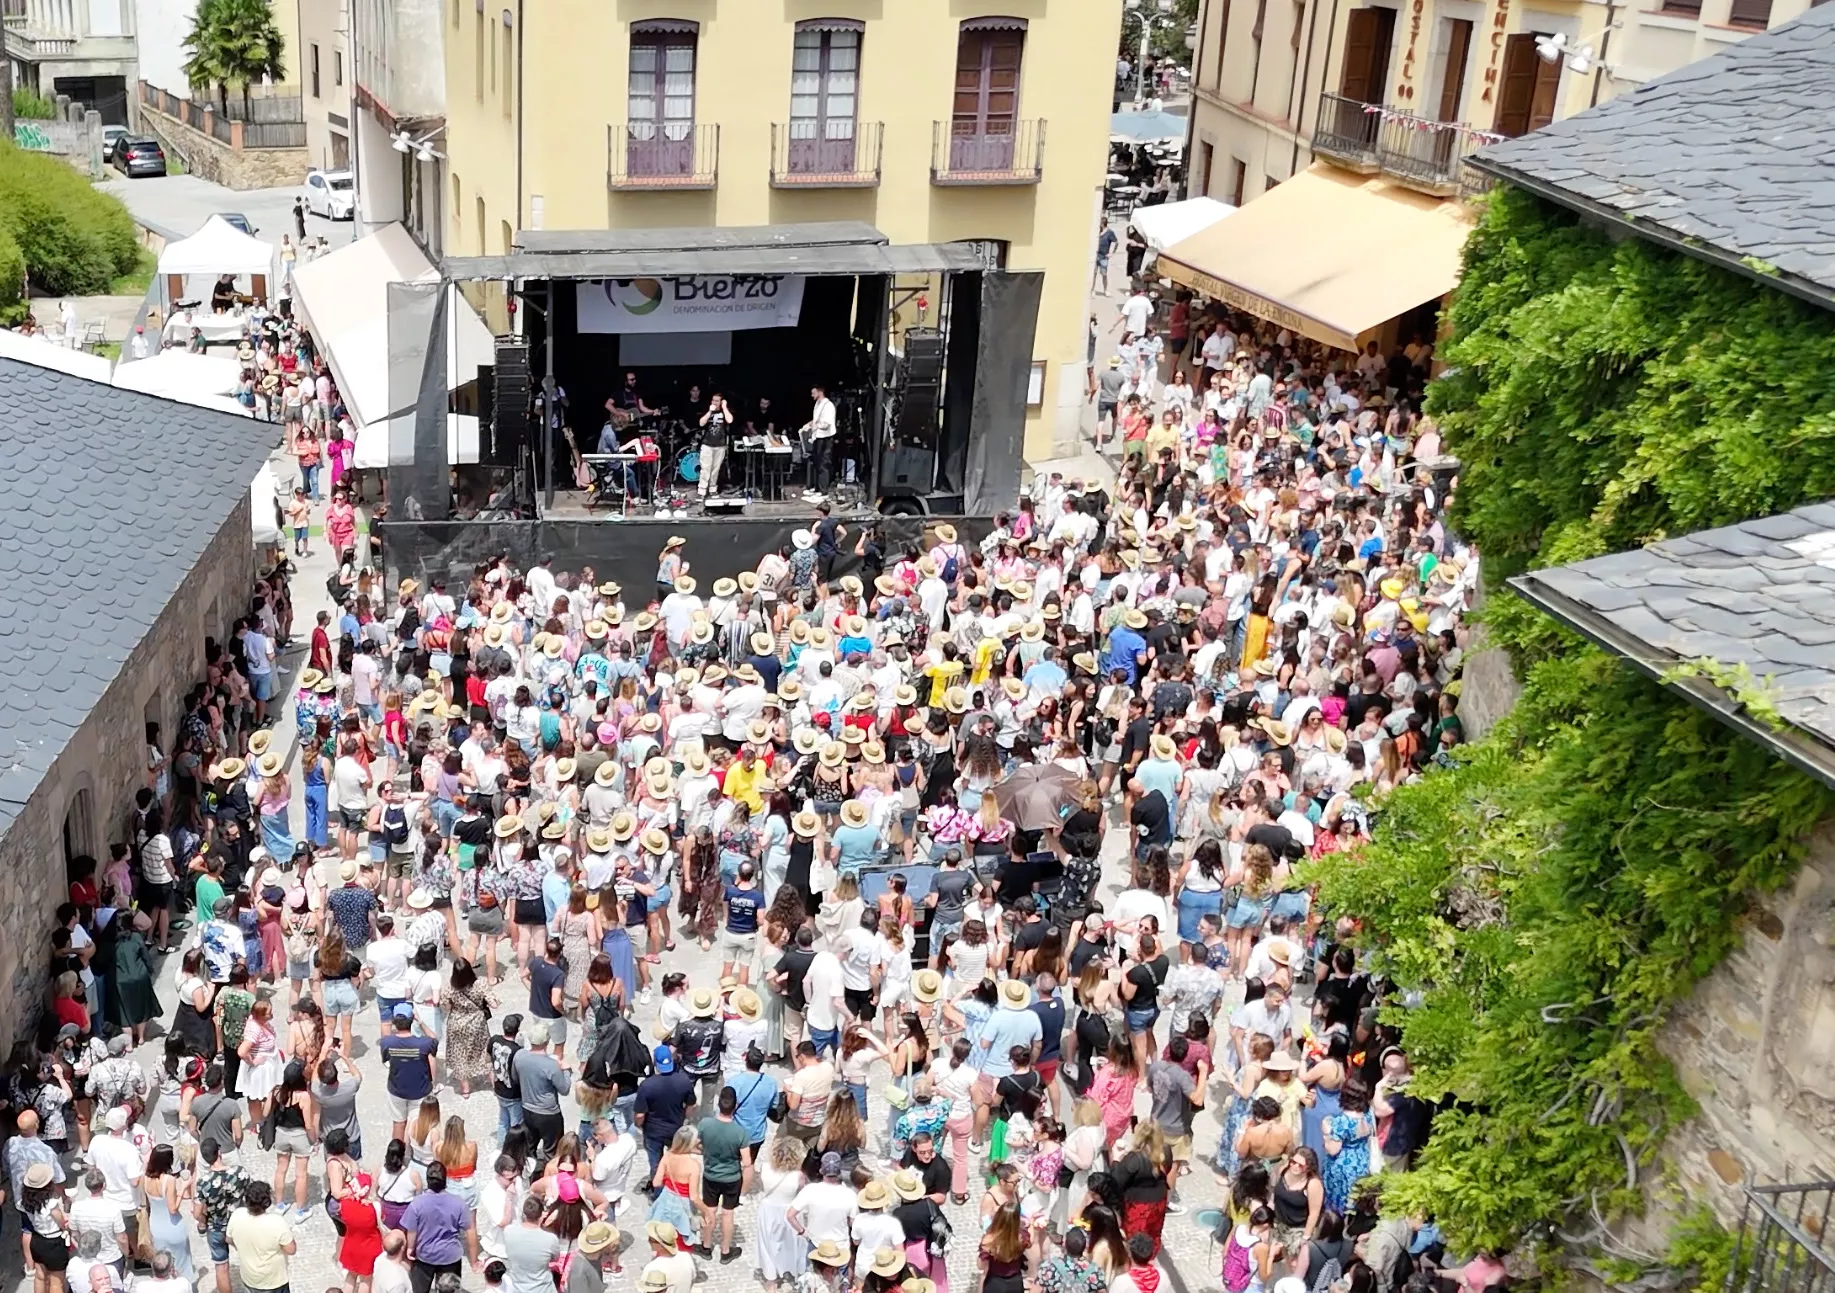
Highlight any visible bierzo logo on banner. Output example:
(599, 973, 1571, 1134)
(578, 275, 807, 334)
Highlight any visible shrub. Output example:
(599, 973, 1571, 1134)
(0, 140, 140, 296)
(12, 87, 57, 120)
(0, 225, 26, 326)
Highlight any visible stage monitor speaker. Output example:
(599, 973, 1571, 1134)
(880, 442, 936, 496)
(904, 328, 944, 386)
(489, 339, 531, 466)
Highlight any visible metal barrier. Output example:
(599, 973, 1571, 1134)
(1728, 1183, 1835, 1293)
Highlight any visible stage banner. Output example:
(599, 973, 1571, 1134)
(577, 276, 807, 334)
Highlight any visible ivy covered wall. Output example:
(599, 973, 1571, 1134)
(1306, 187, 1835, 1254)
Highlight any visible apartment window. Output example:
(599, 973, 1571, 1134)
(475, 2, 484, 97)
(1437, 17, 1471, 121)
(1205, 0, 1231, 93)
(475, 196, 486, 255)
(310, 43, 320, 97)
(451, 174, 462, 237)
(950, 17, 1025, 170)
(334, 50, 342, 86)
(500, 220, 512, 253)
(502, 11, 513, 115)
(1659, 0, 1701, 16)
(1199, 140, 1214, 197)
(490, 3, 497, 91)
(1339, 6, 1396, 102)
(1291, 1, 1305, 49)
(1727, 0, 1771, 27)
(626, 19, 699, 176)
(1229, 156, 1246, 206)
(787, 20, 861, 174)
(1493, 32, 1559, 136)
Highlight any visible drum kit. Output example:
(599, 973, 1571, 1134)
(585, 408, 708, 511)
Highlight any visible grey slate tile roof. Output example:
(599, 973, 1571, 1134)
(1511, 501, 1835, 776)
(1471, 5, 1835, 306)
(0, 358, 278, 829)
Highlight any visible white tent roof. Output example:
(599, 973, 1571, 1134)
(290, 223, 495, 464)
(157, 215, 276, 278)
(0, 328, 113, 381)
(110, 349, 249, 416)
(1130, 197, 1235, 251)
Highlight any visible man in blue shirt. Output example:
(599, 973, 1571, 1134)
(723, 1042, 779, 1154)
(1022, 646, 1068, 697)
(721, 863, 765, 982)
(377, 1005, 438, 1142)
(634, 1044, 698, 1179)
(1103, 607, 1149, 684)
(1030, 974, 1068, 1119)
(972, 980, 1043, 1142)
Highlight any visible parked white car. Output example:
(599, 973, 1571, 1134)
(304, 168, 355, 219)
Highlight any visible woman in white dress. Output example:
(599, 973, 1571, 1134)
(756, 1137, 809, 1290)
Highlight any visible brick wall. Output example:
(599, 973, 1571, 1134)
(0, 498, 255, 1043)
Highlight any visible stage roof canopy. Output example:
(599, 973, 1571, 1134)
(444, 221, 989, 280)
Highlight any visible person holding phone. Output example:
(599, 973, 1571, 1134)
(698, 394, 734, 504)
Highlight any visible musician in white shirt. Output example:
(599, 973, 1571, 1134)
(802, 384, 838, 498)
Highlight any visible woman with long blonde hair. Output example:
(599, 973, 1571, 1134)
(1224, 843, 1277, 977)
(408, 1095, 443, 1167)
(434, 1114, 479, 1210)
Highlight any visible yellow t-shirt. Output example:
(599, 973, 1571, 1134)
(723, 759, 766, 815)
(226, 1210, 294, 1290)
(924, 660, 964, 706)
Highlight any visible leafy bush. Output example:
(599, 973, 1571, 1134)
(1305, 188, 1835, 1255)
(12, 87, 56, 120)
(0, 224, 27, 326)
(0, 140, 140, 296)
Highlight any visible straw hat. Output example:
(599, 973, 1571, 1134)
(674, 576, 697, 596)
(789, 621, 811, 645)
(713, 577, 738, 598)
(819, 741, 846, 768)
(701, 664, 729, 686)
(637, 713, 662, 733)
(793, 810, 821, 838)
(734, 663, 762, 685)
(553, 757, 578, 782)
(1122, 608, 1149, 629)
(874, 574, 901, 597)
(842, 614, 868, 638)
(1263, 1052, 1300, 1072)
(682, 747, 711, 775)
(1011, 581, 1034, 602)
(638, 1273, 670, 1293)
(916, 556, 938, 579)
(736, 571, 759, 594)
(840, 801, 869, 829)
(494, 814, 525, 839)
(248, 731, 272, 756)
(912, 969, 943, 1004)
(892, 1169, 927, 1203)
(943, 687, 970, 715)
(639, 827, 670, 856)
(858, 1182, 894, 1212)
(746, 719, 771, 745)
(595, 762, 620, 787)
(1000, 979, 1033, 1009)
(792, 529, 816, 551)
(933, 523, 958, 545)
(256, 751, 284, 778)
(690, 621, 716, 645)
(579, 1222, 619, 1256)
(314, 675, 338, 694)
(23, 1162, 54, 1190)
(541, 820, 566, 841)
(838, 575, 864, 597)
(750, 631, 777, 656)
(407, 888, 435, 910)
(810, 1241, 849, 1268)
(586, 826, 614, 854)
(1324, 727, 1348, 754)
(792, 728, 824, 756)
(733, 988, 762, 1020)
(840, 725, 866, 746)
(645, 1221, 681, 1250)
(609, 811, 639, 843)
(691, 988, 718, 1018)
(483, 624, 507, 646)
(605, 604, 626, 626)
(298, 667, 324, 690)
(808, 625, 831, 649)
(1072, 651, 1098, 675)
(1380, 577, 1406, 601)
(778, 679, 803, 701)
(893, 684, 918, 707)
(1120, 549, 1142, 570)
(490, 602, 515, 624)
(1020, 619, 1045, 641)
(1150, 733, 1177, 761)
(215, 758, 246, 781)
(542, 636, 565, 659)
(633, 611, 658, 633)
(1001, 677, 1027, 702)
(584, 620, 609, 642)
(1254, 717, 1293, 746)
(1042, 603, 1062, 622)
(861, 740, 886, 764)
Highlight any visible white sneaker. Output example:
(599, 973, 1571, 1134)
(638, 989, 652, 1005)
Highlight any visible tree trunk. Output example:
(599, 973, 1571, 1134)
(0, 52, 15, 143)
(241, 82, 251, 118)
(217, 80, 229, 113)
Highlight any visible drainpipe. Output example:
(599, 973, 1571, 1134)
(1290, 0, 1334, 177)
(514, 0, 524, 232)
(1590, 0, 1614, 106)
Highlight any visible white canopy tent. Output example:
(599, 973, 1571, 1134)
(289, 223, 494, 469)
(1130, 197, 1235, 251)
(0, 328, 113, 381)
(251, 463, 285, 545)
(157, 215, 275, 280)
(110, 349, 251, 417)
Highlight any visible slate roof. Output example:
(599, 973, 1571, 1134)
(1470, 5, 1835, 311)
(1511, 501, 1835, 788)
(0, 358, 278, 829)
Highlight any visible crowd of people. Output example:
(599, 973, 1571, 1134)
(6, 300, 1494, 1293)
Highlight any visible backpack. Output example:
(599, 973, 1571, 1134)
(381, 803, 410, 847)
(940, 544, 962, 585)
(1223, 1228, 1254, 1293)
(284, 916, 313, 965)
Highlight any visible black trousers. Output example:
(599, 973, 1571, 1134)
(811, 437, 833, 493)
(410, 1259, 462, 1293)
(525, 1108, 565, 1160)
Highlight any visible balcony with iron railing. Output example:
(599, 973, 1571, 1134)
(769, 121, 883, 188)
(1728, 1182, 1835, 1293)
(607, 122, 720, 191)
(930, 119, 1045, 185)
(1314, 91, 1495, 198)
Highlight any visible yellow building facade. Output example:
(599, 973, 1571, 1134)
(439, 0, 1120, 462)
(1186, 0, 1812, 201)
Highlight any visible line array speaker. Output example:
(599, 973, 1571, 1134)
(489, 339, 531, 466)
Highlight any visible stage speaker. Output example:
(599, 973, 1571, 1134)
(904, 327, 944, 386)
(880, 442, 936, 496)
(705, 497, 748, 515)
(489, 338, 531, 466)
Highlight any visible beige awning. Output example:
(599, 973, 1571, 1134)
(1156, 164, 1474, 352)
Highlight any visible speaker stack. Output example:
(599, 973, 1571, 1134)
(489, 338, 531, 466)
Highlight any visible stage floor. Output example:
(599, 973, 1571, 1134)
(538, 486, 875, 523)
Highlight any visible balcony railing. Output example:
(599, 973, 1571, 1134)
(930, 119, 1045, 185)
(1375, 113, 1492, 197)
(1312, 91, 1380, 170)
(607, 122, 719, 191)
(1728, 1182, 1835, 1293)
(769, 120, 883, 187)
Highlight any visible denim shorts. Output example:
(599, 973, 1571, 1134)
(1124, 1004, 1160, 1033)
(323, 978, 360, 1016)
(647, 884, 673, 913)
(207, 1228, 230, 1264)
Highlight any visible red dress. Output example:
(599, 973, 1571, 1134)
(338, 1197, 383, 1275)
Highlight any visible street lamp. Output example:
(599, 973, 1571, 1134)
(1123, 0, 1176, 104)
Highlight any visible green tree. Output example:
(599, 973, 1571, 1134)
(183, 0, 286, 117)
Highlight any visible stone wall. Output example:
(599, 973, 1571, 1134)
(0, 498, 254, 1043)
(1650, 822, 1835, 1217)
(136, 102, 310, 189)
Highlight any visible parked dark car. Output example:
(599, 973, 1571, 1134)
(218, 212, 258, 235)
(112, 137, 167, 178)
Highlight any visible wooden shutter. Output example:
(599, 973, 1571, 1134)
(1437, 18, 1471, 122)
(1527, 43, 1560, 131)
(1230, 157, 1247, 207)
(1366, 7, 1396, 100)
(1340, 8, 1380, 101)
(1492, 33, 1537, 136)
(1727, 0, 1771, 26)
(954, 29, 1024, 132)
